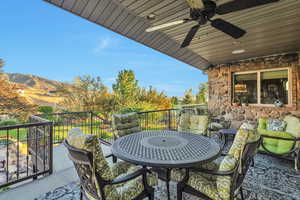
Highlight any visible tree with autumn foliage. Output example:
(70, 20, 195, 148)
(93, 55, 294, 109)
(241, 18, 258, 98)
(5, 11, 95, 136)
(57, 75, 116, 120)
(0, 59, 35, 119)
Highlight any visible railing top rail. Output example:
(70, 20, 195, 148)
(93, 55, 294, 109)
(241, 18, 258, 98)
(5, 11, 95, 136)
(0, 121, 52, 130)
(30, 115, 51, 123)
(137, 108, 179, 114)
(34, 111, 93, 117)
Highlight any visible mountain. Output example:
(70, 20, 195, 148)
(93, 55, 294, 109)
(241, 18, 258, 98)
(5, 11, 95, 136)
(1, 73, 62, 91)
(1, 73, 65, 107)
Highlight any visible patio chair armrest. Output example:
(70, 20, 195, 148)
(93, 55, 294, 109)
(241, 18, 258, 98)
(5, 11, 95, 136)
(109, 168, 146, 185)
(190, 166, 235, 176)
(99, 138, 112, 146)
(105, 153, 114, 158)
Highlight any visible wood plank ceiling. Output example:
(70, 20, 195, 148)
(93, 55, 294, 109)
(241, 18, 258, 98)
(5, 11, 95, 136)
(43, 0, 300, 70)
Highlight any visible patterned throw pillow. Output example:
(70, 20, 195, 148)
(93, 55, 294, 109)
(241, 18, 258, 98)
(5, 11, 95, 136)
(267, 119, 286, 132)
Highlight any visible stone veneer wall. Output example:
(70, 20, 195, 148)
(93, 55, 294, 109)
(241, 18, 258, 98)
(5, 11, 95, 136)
(206, 53, 300, 127)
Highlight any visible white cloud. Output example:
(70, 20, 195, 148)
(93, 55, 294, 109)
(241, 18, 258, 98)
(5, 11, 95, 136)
(92, 38, 111, 55)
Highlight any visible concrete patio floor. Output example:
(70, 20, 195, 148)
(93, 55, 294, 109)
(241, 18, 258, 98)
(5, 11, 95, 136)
(0, 144, 112, 200)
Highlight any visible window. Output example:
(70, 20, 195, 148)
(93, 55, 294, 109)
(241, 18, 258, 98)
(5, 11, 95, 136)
(233, 68, 290, 106)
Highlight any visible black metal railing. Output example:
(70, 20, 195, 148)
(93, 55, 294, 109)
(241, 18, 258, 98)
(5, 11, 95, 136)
(0, 107, 205, 188)
(36, 111, 112, 144)
(138, 109, 179, 131)
(0, 117, 53, 188)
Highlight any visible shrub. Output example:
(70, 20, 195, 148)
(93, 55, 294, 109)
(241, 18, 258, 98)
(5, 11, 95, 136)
(120, 107, 142, 114)
(38, 106, 53, 114)
(0, 119, 17, 126)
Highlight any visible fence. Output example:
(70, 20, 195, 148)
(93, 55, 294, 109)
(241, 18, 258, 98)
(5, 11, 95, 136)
(0, 118, 53, 188)
(138, 109, 179, 131)
(36, 111, 112, 144)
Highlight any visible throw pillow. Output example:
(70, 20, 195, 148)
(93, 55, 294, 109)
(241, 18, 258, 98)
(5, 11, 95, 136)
(267, 119, 286, 132)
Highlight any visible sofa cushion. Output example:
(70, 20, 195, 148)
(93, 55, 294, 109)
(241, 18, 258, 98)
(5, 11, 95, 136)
(258, 118, 267, 129)
(284, 115, 300, 138)
(267, 119, 286, 132)
(258, 128, 295, 154)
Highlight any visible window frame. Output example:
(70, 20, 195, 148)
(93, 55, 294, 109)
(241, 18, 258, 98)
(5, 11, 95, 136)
(232, 67, 292, 107)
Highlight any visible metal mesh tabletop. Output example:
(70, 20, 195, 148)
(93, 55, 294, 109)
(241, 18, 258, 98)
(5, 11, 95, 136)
(112, 130, 221, 168)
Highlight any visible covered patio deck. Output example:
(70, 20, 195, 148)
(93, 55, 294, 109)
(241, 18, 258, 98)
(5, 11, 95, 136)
(1, 142, 299, 200)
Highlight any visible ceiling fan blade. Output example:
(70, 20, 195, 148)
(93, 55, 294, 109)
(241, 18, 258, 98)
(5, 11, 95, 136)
(216, 0, 280, 15)
(211, 18, 246, 39)
(185, 0, 204, 8)
(181, 24, 200, 48)
(146, 19, 192, 32)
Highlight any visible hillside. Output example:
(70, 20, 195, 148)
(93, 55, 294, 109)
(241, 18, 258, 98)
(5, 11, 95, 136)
(1, 73, 62, 91)
(1, 73, 65, 107)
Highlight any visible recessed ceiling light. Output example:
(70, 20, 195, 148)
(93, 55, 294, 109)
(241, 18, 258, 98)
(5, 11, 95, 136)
(232, 49, 245, 54)
(147, 14, 156, 20)
(232, 41, 241, 45)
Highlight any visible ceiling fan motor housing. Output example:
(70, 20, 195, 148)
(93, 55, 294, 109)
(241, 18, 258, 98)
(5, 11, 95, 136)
(190, 0, 216, 24)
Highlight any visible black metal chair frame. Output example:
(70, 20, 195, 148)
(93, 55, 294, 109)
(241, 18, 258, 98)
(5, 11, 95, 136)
(63, 140, 154, 200)
(260, 135, 300, 171)
(176, 136, 262, 200)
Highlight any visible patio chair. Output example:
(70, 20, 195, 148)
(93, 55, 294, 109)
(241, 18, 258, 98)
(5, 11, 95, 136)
(178, 113, 210, 136)
(178, 113, 225, 150)
(112, 112, 141, 139)
(258, 115, 300, 170)
(172, 125, 261, 200)
(64, 130, 157, 200)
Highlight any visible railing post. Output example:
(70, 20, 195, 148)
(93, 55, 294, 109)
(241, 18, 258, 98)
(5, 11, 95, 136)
(168, 110, 171, 130)
(90, 112, 93, 135)
(49, 122, 53, 175)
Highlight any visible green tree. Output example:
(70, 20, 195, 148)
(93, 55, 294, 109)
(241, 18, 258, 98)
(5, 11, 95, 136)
(112, 69, 139, 110)
(182, 89, 194, 105)
(170, 96, 179, 105)
(38, 106, 53, 114)
(195, 83, 208, 104)
(0, 59, 4, 74)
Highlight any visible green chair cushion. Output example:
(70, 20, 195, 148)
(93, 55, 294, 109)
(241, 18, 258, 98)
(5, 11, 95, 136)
(258, 127, 295, 154)
(112, 112, 141, 137)
(216, 155, 237, 200)
(178, 113, 209, 136)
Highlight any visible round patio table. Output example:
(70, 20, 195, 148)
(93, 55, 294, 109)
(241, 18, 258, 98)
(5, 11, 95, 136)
(112, 130, 221, 199)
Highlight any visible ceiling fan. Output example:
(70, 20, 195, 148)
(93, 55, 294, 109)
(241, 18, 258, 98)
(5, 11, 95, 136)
(145, 0, 280, 48)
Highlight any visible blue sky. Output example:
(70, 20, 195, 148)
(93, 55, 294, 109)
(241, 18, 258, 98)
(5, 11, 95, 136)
(0, 1, 207, 97)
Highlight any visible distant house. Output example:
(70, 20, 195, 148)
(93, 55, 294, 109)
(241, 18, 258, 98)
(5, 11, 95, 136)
(16, 89, 25, 94)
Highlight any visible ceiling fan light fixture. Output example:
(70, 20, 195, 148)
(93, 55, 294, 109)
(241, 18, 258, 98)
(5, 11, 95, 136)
(232, 49, 245, 54)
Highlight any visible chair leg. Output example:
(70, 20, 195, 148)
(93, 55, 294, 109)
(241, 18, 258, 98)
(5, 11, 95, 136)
(80, 191, 83, 200)
(148, 190, 154, 200)
(251, 158, 255, 167)
(112, 155, 117, 163)
(240, 187, 245, 200)
(177, 184, 183, 200)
